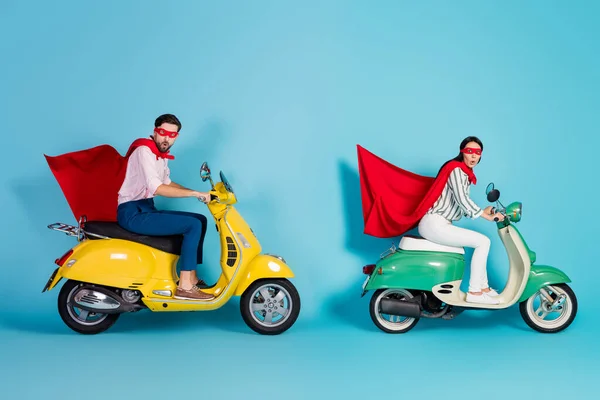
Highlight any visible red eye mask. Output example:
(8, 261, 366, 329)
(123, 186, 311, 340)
(154, 127, 179, 138)
(460, 147, 482, 155)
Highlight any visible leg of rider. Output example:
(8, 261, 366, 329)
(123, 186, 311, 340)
(418, 213, 492, 295)
(158, 210, 208, 285)
(117, 202, 210, 295)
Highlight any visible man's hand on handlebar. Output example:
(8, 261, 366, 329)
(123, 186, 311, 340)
(192, 191, 211, 204)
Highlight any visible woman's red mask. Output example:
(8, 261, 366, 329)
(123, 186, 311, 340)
(460, 147, 482, 155)
(154, 127, 179, 138)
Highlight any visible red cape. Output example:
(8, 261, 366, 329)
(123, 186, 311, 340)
(357, 144, 476, 238)
(44, 138, 173, 222)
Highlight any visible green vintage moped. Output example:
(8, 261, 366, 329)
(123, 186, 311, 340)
(361, 183, 577, 334)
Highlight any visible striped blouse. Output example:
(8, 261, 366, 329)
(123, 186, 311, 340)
(427, 167, 483, 221)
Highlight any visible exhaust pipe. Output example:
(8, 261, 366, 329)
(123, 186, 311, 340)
(379, 297, 421, 318)
(71, 287, 143, 314)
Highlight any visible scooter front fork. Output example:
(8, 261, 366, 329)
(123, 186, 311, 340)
(539, 287, 566, 311)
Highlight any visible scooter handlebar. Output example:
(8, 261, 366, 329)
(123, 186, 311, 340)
(491, 206, 506, 222)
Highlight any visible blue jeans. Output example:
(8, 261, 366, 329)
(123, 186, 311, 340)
(117, 198, 208, 271)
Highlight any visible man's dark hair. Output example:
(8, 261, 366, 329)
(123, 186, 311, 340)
(155, 114, 182, 132)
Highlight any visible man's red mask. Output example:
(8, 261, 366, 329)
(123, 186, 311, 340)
(154, 127, 179, 138)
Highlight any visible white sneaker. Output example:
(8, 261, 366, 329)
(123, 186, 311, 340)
(466, 292, 500, 305)
(483, 288, 499, 297)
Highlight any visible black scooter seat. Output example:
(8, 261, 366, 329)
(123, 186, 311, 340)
(83, 221, 183, 256)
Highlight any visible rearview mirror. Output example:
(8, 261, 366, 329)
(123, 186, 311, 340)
(200, 162, 211, 182)
(487, 189, 500, 203)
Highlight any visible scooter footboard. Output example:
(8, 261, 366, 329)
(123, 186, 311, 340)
(234, 255, 295, 296)
(518, 265, 571, 302)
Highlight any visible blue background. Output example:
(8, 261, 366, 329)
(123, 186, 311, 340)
(1, 0, 598, 398)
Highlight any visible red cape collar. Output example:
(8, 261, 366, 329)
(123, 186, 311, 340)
(127, 137, 174, 160)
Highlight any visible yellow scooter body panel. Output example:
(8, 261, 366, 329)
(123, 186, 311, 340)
(59, 238, 179, 290)
(216, 206, 262, 281)
(142, 206, 275, 311)
(45, 181, 297, 313)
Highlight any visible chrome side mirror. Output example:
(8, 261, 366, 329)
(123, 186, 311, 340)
(200, 162, 211, 182)
(200, 162, 215, 188)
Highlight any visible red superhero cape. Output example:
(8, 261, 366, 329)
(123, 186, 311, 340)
(44, 138, 174, 222)
(357, 144, 476, 238)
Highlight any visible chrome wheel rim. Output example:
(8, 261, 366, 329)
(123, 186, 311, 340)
(248, 283, 293, 328)
(375, 289, 417, 331)
(526, 285, 572, 329)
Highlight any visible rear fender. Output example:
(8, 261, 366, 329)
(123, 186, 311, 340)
(364, 250, 465, 292)
(42, 267, 63, 292)
(55, 239, 178, 289)
(42, 246, 74, 292)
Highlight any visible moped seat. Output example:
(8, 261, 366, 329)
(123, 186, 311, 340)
(399, 235, 464, 255)
(83, 221, 183, 255)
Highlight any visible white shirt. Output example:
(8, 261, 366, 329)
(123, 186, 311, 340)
(118, 146, 171, 204)
(427, 167, 483, 221)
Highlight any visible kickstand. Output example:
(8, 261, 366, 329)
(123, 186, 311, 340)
(441, 308, 464, 320)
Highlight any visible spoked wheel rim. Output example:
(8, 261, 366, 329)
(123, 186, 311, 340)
(374, 289, 417, 331)
(65, 284, 109, 326)
(248, 283, 294, 328)
(525, 285, 573, 330)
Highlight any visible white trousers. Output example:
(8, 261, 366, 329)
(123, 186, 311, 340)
(417, 213, 491, 292)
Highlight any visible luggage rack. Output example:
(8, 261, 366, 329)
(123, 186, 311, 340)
(380, 242, 398, 259)
(47, 216, 101, 241)
(48, 222, 80, 237)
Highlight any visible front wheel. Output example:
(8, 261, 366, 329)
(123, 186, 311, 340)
(519, 283, 577, 333)
(240, 279, 300, 335)
(58, 280, 120, 334)
(370, 288, 420, 334)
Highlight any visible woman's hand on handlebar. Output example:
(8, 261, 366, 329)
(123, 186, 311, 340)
(492, 212, 505, 222)
(482, 206, 504, 222)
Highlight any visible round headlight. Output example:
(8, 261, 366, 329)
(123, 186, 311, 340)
(506, 202, 522, 222)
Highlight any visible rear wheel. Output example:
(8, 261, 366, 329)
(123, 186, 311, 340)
(240, 279, 300, 335)
(58, 280, 120, 334)
(519, 283, 577, 333)
(370, 289, 420, 333)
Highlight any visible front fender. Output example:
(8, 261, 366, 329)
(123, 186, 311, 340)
(519, 265, 571, 302)
(234, 255, 295, 296)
